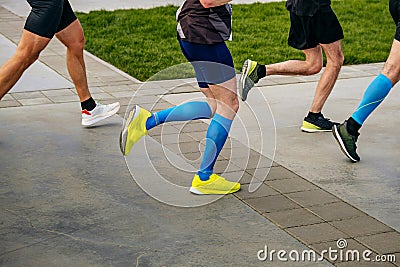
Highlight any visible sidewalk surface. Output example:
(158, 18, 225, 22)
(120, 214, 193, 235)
(0, 1, 399, 266)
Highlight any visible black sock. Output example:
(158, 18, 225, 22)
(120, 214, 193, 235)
(257, 65, 267, 78)
(307, 111, 322, 121)
(346, 117, 361, 136)
(81, 97, 96, 111)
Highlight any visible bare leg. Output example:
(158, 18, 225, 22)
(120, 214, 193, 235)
(0, 30, 50, 100)
(56, 19, 91, 102)
(382, 39, 400, 85)
(309, 40, 344, 113)
(266, 46, 323, 76)
(199, 87, 217, 116)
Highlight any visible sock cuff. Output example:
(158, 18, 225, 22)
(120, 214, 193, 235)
(377, 73, 393, 88)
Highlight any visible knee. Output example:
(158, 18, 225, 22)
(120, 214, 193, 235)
(66, 34, 85, 53)
(305, 61, 323, 75)
(228, 96, 239, 114)
(328, 52, 344, 71)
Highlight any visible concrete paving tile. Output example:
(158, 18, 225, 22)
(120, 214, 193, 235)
(154, 132, 196, 145)
(311, 238, 370, 255)
(308, 202, 366, 222)
(256, 78, 278, 86)
(0, 99, 21, 108)
(164, 140, 201, 155)
(1, 94, 14, 101)
(297, 74, 322, 82)
(130, 95, 160, 105)
(40, 55, 68, 70)
(336, 260, 396, 267)
(244, 195, 302, 213)
(264, 166, 302, 180)
(269, 76, 305, 85)
(179, 121, 209, 133)
(356, 232, 400, 254)
(179, 151, 202, 161)
(85, 86, 106, 94)
(214, 159, 242, 173)
(246, 167, 274, 181)
(109, 90, 135, 98)
(147, 124, 179, 136)
(330, 216, 393, 237)
(151, 102, 173, 112)
(91, 92, 115, 101)
(18, 98, 53, 106)
(266, 177, 319, 194)
(12, 91, 45, 100)
(169, 85, 198, 94)
(109, 97, 131, 106)
(264, 208, 324, 229)
(223, 170, 258, 185)
(41, 89, 74, 97)
(285, 189, 340, 207)
(393, 253, 400, 266)
(98, 75, 130, 83)
(235, 183, 279, 199)
(99, 84, 132, 93)
(229, 153, 276, 170)
(311, 239, 388, 266)
(187, 131, 206, 141)
(287, 222, 349, 244)
(339, 71, 373, 79)
(134, 87, 167, 96)
(47, 95, 79, 103)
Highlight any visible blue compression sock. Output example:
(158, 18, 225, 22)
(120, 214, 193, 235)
(198, 113, 233, 181)
(146, 101, 212, 130)
(351, 74, 392, 125)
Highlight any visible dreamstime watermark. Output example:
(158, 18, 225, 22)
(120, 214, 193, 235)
(257, 238, 396, 263)
(123, 62, 277, 207)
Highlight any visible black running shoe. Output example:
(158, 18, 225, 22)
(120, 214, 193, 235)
(301, 114, 336, 133)
(332, 121, 360, 162)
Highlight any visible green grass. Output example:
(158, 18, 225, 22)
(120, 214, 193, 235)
(77, 0, 393, 81)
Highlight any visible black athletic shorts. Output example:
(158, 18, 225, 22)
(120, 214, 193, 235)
(24, 0, 77, 38)
(389, 0, 400, 41)
(288, 9, 344, 50)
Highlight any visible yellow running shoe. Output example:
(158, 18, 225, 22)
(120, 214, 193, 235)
(119, 105, 151, 156)
(190, 174, 240, 195)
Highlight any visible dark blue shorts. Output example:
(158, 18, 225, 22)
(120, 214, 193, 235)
(178, 39, 236, 88)
(24, 0, 77, 38)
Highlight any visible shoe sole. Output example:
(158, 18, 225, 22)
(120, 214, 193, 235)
(301, 127, 332, 133)
(82, 103, 120, 126)
(332, 125, 359, 163)
(239, 60, 251, 101)
(189, 186, 240, 195)
(119, 105, 140, 155)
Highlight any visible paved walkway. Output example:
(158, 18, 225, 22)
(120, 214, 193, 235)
(0, 2, 399, 267)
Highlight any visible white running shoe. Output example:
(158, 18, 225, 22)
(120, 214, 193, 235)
(81, 102, 120, 126)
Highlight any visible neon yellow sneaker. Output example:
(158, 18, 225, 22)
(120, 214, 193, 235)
(239, 59, 261, 101)
(119, 105, 151, 156)
(190, 173, 241, 195)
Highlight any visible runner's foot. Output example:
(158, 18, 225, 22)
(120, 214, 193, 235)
(332, 121, 360, 162)
(190, 173, 240, 195)
(119, 105, 151, 156)
(81, 102, 120, 126)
